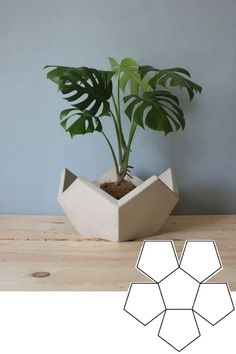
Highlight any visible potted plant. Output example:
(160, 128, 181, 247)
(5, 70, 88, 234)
(45, 57, 201, 241)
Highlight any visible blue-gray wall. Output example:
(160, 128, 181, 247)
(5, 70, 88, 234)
(1, 0, 236, 215)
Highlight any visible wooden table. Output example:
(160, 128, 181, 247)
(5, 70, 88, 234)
(0, 215, 235, 291)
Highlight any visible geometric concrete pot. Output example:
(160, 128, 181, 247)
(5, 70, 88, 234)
(58, 167, 179, 242)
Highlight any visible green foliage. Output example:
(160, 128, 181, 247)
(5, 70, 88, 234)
(124, 91, 185, 134)
(44, 65, 113, 137)
(45, 58, 202, 182)
(59, 108, 103, 138)
(139, 66, 202, 100)
(109, 57, 150, 94)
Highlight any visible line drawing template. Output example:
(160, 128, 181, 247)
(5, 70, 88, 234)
(124, 240, 235, 352)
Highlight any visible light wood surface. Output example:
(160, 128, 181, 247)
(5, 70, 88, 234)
(0, 215, 235, 291)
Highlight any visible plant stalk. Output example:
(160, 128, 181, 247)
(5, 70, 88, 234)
(109, 110, 123, 166)
(120, 121, 137, 178)
(111, 94, 126, 151)
(101, 131, 120, 177)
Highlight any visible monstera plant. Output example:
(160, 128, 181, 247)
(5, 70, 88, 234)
(45, 57, 201, 199)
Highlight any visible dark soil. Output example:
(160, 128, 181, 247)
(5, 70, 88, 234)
(100, 180, 136, 200)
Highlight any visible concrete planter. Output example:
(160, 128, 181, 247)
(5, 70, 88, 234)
(58, 168, 179, 242)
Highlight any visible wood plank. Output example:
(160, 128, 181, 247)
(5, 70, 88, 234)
(0, 215, 235, 290)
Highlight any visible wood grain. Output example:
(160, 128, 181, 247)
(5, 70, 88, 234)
(0, 215, 235, 290)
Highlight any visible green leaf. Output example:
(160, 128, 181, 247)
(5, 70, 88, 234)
(60, 108, 76, 121)
(45, 65, 114, 137)
(45, 65, 114, 116)
(123, 95, 139, 121)
(139, 66, 202, 101)
(44, 65, 75, 84)
(109, 57, 151, 95)
(124, 91, 185, 134)
(108, 57, 119, 74)
(120, 58, 151, 94)
(60, 109, 103, 138)
(165, 67, 191, 77)
(60, 108, 78, 129)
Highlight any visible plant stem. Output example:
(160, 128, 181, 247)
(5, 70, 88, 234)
(119, 121, 138, 180)
(111, 94, 126, 151)
(116, 68, 122, 132)
(101, 131, 120, 177)
(117, 70, 127, 150)
(106, 68, 139, 184)
(109, 108, 123, 166)
(102, 115, 137, 184)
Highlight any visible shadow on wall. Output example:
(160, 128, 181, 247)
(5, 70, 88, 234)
(176, 185, 233, 215)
